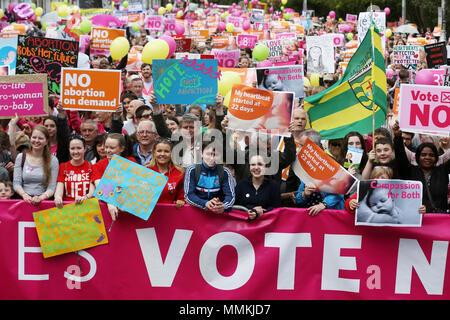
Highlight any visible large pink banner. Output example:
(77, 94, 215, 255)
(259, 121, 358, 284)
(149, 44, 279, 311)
(1, 200, 450, 300)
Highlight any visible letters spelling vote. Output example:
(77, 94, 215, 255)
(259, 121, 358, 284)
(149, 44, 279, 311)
(411, 90, 439, 102)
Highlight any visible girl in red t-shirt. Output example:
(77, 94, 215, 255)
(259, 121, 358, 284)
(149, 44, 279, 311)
(145, 139, 185, 208)
(54, 135, 94, 208)
(92, 133, 136, 221)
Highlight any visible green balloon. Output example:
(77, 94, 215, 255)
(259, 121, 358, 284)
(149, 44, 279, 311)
(347, 32, 353, 40)
(132, 23, 140, 32)
(30, 3, 36, 9)
(80, 20, 92, 34)
(284, 13, 290, 20)
(253, 44, 269, 62)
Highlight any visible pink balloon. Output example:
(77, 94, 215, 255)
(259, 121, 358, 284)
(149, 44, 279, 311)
(242, 20, 251, 30)
(384, 7, 390, 15)
(329, 11, 335, 18)
(217, 21, 226, 32)
(243, 0, 248, 5)
(8, 3, 17, 13)
(205, 8, 210, 14)
(160, 35, 176, 58)
(154, 5, 159, 11)
(386, 68, 394, 79)
(415, 69, 435, 85)
(174, 23, 185, 35)
(269, 7, 274, 13)
(177, 0, 181, 3)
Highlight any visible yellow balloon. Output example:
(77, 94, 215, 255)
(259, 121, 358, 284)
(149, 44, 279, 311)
(57, 5, 69, 18)
(218, 71, 242, 96)
(0, 9, 4, 19)
(110, 37, 130, 60)
(142, 39, 170, 64)
(35, 7, 43, 16)
(177, 10, 183, 18)
(226, 22, 234, 33)
(166, 3, 173, 11)
(281, 0, 287, 5)
(304, 77, 311, 87)
(385, 28, 392, 38)
(310, 74, 320, 86)
(223, 91, 231, 107)
(158, 7, 166, 15)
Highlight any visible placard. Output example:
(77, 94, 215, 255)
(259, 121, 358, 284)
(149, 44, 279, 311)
(190, 29, 209, 43)
(90, 27, 126, 58)
(261, 39, 283, 58)
(145, 15, 164, 32)
(424, 42, 447, 68)
(211, 49, 240, 68)
(344, 146, 364, 169)
(16, 35, 79, 94)
(392, 45, 420, 66)
(355, 180, 423, 227)
(227, 83, 294, 136)
(292, 137, 357, 195)
(0, 74, 49, 118)
(357, 11, 386, 50)
(32, 198, 108, 258)
(174, 37, 192, 53)
(94, 155, 168, 221)
(153, 58, 219, 104)
(237, 34, 258, 49)
(0, 37, 17, 75)
(256, 65, 304, 99)
(61, 68, 121, 112)
(398, 84, 450, 135)
(306, 35, 335, 74)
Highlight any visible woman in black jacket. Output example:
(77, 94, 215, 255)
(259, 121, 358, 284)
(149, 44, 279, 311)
(234, 154, 281, 220)
(393, 124, 449, 213)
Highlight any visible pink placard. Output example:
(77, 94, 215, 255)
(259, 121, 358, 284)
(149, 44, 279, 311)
(237, 34, 258, 49)
(0, 74, 49, 118)
(399, 83, 450, 135)
(2, 200, 450, 300)
(211, 49, 240, 67)
(145, 15, 164, 32)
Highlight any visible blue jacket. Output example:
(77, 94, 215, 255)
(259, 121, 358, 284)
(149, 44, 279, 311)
(184, 162, 235, 211)
(235, 177, 281, 212)
(295, 181, 345, 210)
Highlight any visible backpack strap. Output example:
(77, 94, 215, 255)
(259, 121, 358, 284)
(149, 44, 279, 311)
(217, 164, 224, 186)
(195, 163, 202, 184)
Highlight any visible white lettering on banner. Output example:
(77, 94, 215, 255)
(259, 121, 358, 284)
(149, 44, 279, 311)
(264, 233, 312, 290)
(321, 234, 361, 293)
(395, 239, 448, 295)
(199, 232, 255, 290)
(63, 250, 97, 283)
(19, 222, 48, 280)
(136, 227, 193, 287)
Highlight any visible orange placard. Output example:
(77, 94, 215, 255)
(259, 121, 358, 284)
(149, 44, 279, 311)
(190, 29, 209, 43)
(228, 84, 274, 120)
(0, 24, 26, 38)
(392, 88, 400, 115)
(61, 68, 121, 112)
(212, 36, 231, 49)
(297, 138, 340, 181)
(407, 37, 426, 46)
(128, 12, 144, 26)
(90, 27, 126, 52)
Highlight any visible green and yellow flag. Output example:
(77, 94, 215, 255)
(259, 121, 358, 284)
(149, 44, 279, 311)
(304, 25, 387, 140)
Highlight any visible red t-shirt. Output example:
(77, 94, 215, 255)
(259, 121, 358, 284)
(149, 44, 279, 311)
(92, 157, 137, 182)
(57, 160, 92, 201)
(148, 165, 185, 204)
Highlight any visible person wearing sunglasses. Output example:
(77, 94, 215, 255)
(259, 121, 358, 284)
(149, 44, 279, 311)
(54, 135, 94, 208)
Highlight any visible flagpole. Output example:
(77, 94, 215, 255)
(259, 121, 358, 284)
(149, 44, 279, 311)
(370, 11, 376, 151)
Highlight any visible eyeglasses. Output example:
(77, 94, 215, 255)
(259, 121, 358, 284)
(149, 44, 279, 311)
(138, 113, 152, 119)
(137, 130, 156, 136)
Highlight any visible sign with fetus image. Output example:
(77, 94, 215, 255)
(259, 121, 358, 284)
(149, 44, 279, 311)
(256, 65, 304, 99)
(355, 180, 423, 227)
(306, 35, 335, 74)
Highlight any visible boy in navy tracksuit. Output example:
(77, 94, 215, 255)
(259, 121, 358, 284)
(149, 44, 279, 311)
(184, 143, 235, 213)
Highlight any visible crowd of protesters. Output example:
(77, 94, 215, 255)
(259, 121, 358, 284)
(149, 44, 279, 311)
(0, 5, 449, 223)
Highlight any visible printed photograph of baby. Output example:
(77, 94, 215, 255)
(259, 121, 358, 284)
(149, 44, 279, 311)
(355, 179, 423, 227)
(256, 65, 304, 99)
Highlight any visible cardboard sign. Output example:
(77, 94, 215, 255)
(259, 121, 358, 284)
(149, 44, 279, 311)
(94, 155, 168, 221)
(0, 24, 26, 38)
(190, 29, 209, 43)
(262, 39, 283, 58)
(211, 36, 232, 49)
(153, 58, 219, 104)
(256, 65, 304, 99)
(61, 68, 121, 112)
(306, 35, 335, 74)
(358, 11, 386, 50)
(211, 49, 240, 68)
(0, 37, 17, 75)
(227, 84, 294, 136)
(392, 45, 420, 66)
(392, 88, 400, 115)
(173, 37, 190, 54)
(33, 198, 108, 258)
(292, 137, 357, 195)
(0, 74, 49, 118)
(355, 180, 423, 227)
(237, 34, 258, 49)
(90, 27, 126, 57)
(16, 35, 79, 94)
(424, 42, 447, 68)
(398, 84, 450, 135)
